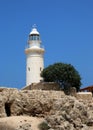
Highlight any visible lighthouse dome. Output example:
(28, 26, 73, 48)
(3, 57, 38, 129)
(29, 25, 40, 41)
(30, 27, 39, 35)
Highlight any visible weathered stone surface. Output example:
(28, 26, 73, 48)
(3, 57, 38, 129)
(0, 88, 93, 130)
(76, 92, 92, 100)
(0, 88, 65, 117)
(22, 82, 61, 91)
(0, 116, 44, 130)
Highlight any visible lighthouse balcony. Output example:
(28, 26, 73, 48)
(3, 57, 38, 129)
(25, 47, 45, 54)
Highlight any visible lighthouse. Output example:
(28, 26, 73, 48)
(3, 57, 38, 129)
(25, 26, 45, 86)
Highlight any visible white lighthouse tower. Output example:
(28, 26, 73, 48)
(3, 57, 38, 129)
(25, 26, 45, 86)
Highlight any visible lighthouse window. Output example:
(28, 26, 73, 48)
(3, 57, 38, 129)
(34, 36, 36, 40)
(31, 36, 33, 40)
(37, 36, 40, 40)
(29, 36, 33, 40)
(29, 35, 40, 41)
(32, 36, 34, 40)
(28, 67, 30, 71)
(40, 67, 42, 71)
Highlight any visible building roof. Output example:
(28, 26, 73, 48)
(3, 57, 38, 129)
(80, 85, 93, 92)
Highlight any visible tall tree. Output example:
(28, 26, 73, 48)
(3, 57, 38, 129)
(41, 63, 81, 92)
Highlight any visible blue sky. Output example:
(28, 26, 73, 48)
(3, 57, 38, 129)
(0, 0, 93, 89)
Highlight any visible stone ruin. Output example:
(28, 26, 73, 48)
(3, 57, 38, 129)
(0, 87, 93, 129)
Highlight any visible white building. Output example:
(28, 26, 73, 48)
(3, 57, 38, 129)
(25, 26, 45, 86)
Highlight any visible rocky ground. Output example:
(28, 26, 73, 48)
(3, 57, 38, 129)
(0, 116, 44, 130)
(0, 88, 93, 130)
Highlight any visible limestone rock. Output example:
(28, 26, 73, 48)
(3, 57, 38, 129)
(0, 116, 44, 130)
(0, 88, 93, 130)
(76, 92, 92, 100)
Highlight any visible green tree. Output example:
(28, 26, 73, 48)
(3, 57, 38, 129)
(41, 63, 81, 92)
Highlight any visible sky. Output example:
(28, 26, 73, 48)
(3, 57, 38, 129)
(0, 0, 93, 89)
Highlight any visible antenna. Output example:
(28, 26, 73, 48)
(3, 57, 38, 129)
(32, 24, 37, 28)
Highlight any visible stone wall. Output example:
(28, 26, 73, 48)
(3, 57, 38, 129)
(76, 92, 92, 100)
(22, 82, 61, 91)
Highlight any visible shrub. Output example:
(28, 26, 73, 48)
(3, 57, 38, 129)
(38, 121, 50, 130)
